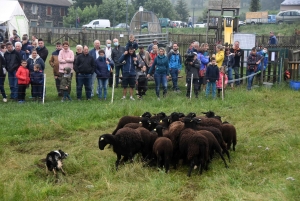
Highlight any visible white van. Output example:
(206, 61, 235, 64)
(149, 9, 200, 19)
(82, 19, 111, 29)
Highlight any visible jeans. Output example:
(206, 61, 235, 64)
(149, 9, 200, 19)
(8, 71, 18, 99)
(55, 77, 61, 95)
(154, 73, 167, 98)
(115, 65, 123, 87)
(205, 81, 217, 98)
(227, 67, 233, 85)
(63, 90, 72, 100)
(31, 84, 43, 98)
(77, 73, 92, 99)
(0, 75, 7, 98)
(247, 70, 255, 90)
(233, 67, 240, 85)
(18, 84, 27, 101)
(97, 78, 108, 99)
(170, 68, 179, 90)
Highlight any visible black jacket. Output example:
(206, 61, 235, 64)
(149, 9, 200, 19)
(230, 48, 243, 67)
(205, 64, 219, 82)
(36, 46, 49, 62)
(186, 58, 200, 79)
(0, 54, 5, 77)
(74, 53, 95, 74)
(4, 49, 21, 72)
(222, 54, 235, 68)
(111, 45, 126, 67)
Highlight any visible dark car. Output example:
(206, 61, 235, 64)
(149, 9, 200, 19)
(114, 23, 129, 29)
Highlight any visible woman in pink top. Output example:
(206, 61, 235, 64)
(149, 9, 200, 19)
(58, 41, 74, 93)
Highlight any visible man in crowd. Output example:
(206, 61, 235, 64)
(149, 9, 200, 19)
(137, 45, 150, 71)
(105, 39, 114, 87)
(4, 42, 21, 100)
(111, 38, 125, 88)
(37, 38, 48, 62)
(49, 42, 62, 96)
(21, 36, 31, 59)
(230, 41, 243, 86)
(168, 42, 182, 92)
(74, 45, 95, 100)
(118, 47, 138, 100)
(89, 39, 101, 96)
(269, 31, 277, 45)
(14, 42, 26, 60)
(147, 39, 158, 53)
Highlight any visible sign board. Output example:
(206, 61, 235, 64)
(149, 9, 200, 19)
(233, 33, 256, 50)
(208, 0, 241, 9)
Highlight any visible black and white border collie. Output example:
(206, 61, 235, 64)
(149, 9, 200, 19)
(45, 150, 68, 175)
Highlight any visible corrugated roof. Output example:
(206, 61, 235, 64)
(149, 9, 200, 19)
(281, 0, 300, 5)
(19, 0, 72, 7)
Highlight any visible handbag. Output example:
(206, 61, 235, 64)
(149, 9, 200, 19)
(199, 69, 206, 77)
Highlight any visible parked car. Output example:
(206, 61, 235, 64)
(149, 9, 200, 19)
(194, 22, 206, 28)
(276, 10, 300, 24)
(238, 20, 245, 27)
(114, 23, 129, 29)
(82, 19, 111, 29)
(141, 18, 171, 29)
(171, 21, 183, 28)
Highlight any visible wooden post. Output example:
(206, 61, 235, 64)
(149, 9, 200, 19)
(64, 32, 68, 42)
(47, 31, 52, 44)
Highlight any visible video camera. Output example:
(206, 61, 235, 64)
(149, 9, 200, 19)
(184, 52, 196, 65)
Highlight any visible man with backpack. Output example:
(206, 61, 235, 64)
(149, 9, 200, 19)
(168, 43, 182, 92)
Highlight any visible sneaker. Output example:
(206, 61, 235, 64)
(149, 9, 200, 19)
(130, 96, 135, 100)
(18, 100, 25, 104)
(3, 98, 7, 102)
(77, 98, 81, 101)
(157, 97, 160, 100)
(104, 98, 107, 101)
(121, 96, 126, 100)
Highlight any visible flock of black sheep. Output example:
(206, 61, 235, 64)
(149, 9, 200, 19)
(98, 111, 237, 177)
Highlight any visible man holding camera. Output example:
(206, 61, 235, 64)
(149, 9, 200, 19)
(185, 52, 200, 98)
(230, 41, 243, 86)
(168, 43, 182, 92)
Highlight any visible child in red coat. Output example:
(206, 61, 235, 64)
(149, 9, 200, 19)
(217, 66, 228, 98)
(16, 60, 30, 103)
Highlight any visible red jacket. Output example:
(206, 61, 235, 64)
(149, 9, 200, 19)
(16, 66, 30, 85)
(216, 72, 228, 89)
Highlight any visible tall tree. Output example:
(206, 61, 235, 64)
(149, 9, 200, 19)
(73, 0, 103, 9)
(63, 5, 99, 27)
(175, 0, 189, 22)
(249, 0, 261, 12)
(144, 0, 179, 19)
(131, 0, 147, 10)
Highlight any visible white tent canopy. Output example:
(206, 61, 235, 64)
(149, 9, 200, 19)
(0, 0, 29, 37)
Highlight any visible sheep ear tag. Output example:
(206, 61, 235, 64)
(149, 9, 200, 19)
(154, 129, 156, 131)
(190, 120, 193, 122)
(139, 121, 142, 124)
(100, 137, 104, 141)
(159, 120, 162, 123)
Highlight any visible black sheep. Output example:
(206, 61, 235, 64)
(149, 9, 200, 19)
(179, 128, 209, 177)
(111, 112, 151, 135)
(99, 128, 143, 170)
(222, 122, 237, 151)
(152, 125, 173, 173)
(197, 130, 229, 169)
(124, 117, 151, 130)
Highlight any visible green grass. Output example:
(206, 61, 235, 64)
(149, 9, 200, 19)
(0, 46, 299, 200)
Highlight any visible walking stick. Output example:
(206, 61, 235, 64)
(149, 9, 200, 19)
(42, 74, 46, 104)
(190, 73, 193, 99)
(222, 74, 224, 101)
(111, 73, 115, 103)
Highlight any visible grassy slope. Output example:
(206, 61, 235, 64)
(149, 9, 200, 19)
(0, 46, 299, 200)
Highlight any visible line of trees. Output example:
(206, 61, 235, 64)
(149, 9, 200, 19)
(63, 0, 190, 28)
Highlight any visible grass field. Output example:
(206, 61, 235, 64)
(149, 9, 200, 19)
(0, 46, 299, 200)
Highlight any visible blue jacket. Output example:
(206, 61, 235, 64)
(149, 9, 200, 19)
(269, 35, 277, 45)
(21, 41, 32, 59)
(30, 71, 44, 85)
(125, 40, 138, 51)
(95, 56, 113, 79)
(148, 54, 169, 75)
(257, 50, 268, 71)
(27, 55, 45, 72)
(167, 50, 182, 70)
(118, 53, 138, 75)
(197, 52, 209, 70)
(89, 48, 99, 61)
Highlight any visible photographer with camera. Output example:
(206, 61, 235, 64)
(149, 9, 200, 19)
(230, 41, 243, 86)
(222, 47, 235, 89)
(185, 52, 200, 98)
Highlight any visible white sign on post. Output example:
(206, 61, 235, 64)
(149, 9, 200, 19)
(271, 52, 276, 61)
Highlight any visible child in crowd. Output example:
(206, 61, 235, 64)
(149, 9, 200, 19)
(135, 65, 148, 99)
(216, 66, 228, 98)
(30, 64, 44, 101)
(125, 34, 138, 58)
(16, 60, 30, 103)
(59, 67, 72, 102)
(205, 57, 219, 99)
